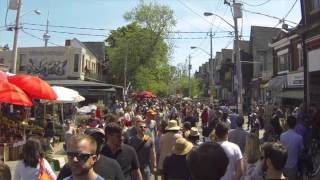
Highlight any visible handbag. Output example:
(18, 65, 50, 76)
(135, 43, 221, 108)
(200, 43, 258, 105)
(38, 159, 52, 180)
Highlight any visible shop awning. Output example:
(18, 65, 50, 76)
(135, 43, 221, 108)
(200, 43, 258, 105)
(278, 89, 304, 99)
(46, 80, 123, 89)
(266, 75, 287, 89)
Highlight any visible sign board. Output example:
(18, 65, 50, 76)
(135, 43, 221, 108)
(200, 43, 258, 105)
(309, 48, 320, 72)
(210, 88, 217, 97)
(287, 72, 304, 87)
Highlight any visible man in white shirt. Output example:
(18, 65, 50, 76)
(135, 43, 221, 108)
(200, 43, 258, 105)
(215, 122, 243, 180)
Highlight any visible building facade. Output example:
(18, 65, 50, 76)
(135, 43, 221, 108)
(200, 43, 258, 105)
(0, 38, 121, 105)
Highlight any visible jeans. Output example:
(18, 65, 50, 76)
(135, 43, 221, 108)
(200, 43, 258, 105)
(141, 165, 151, 180)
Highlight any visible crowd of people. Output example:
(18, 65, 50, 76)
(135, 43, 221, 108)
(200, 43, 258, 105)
(0, 98, 319, 180)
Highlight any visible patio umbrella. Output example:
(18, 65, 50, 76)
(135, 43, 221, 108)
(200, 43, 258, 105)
(0, 81, 32, 106)
(8, 74, 57, 100)
(138, 90, 155, 98)
(51, 86, 85, 103)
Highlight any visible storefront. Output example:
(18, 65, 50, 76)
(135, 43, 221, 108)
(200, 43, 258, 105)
(309, 47, 320, 105)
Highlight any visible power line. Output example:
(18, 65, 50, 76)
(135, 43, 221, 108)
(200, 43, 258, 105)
(22, 27, 240, 40)
(168, 31, 232, 34)
(21, 29, 62, 46)
(283, 0, 298, 20)
(23, 27, 108, 37)
(243, 8, 298, 25)
(22, 22, 113, 31)
(273, 0, 299, 28)
(241, 0, 272, 7)
(176, 0, 212, 25)
(22, 22, 232, 34)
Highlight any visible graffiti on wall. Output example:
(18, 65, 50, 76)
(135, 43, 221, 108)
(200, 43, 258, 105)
(26, 58, 67, 77)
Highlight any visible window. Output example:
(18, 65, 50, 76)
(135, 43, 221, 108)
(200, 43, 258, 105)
(18, 54, 26, 71)
(74, 54, 79, 72)
(278, 54, 289, 72)
(312, 0, 320, 11)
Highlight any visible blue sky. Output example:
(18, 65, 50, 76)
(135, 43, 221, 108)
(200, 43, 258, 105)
(0, 0, 301, 73)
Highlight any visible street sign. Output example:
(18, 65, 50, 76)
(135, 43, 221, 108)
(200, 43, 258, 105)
(210, 88, 217, 97)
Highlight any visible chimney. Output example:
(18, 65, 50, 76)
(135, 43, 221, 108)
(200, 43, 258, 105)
(65, 39, 71, 46)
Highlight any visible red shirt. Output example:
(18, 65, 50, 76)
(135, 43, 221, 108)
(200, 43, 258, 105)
(201, 110, 208, 123)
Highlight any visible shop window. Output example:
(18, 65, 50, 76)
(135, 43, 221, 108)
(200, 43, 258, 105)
(74, 54, 79, 72)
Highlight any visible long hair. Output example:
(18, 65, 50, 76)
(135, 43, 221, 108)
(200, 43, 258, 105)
(244, 133, 261, 164)
(22, 138, 43, 168)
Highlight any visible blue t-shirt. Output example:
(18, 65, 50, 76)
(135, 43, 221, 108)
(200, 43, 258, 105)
(63, 174, 105, 180)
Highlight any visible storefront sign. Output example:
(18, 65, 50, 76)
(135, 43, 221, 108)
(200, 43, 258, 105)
(309, 48, 320, 72)
(287, 72, 303, 87)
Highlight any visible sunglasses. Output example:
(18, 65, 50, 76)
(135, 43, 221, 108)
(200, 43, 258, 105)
(67, 152, 94, 161)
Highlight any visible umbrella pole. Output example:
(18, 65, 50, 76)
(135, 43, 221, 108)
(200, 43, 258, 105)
(44, 103, 46, 121)
(61, 103, 64, 124)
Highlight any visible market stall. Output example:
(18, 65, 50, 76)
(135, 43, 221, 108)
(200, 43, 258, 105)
(0, 73, 57, 161)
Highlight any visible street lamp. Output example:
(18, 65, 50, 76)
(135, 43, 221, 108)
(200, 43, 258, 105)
(204, 2, 244, 116)
(21, 9, 41, 17)
(190, 46, 212, 98)
(191, 29, 214, 103)
(190, 46, 210, 56)
(11, 0, 41, 73)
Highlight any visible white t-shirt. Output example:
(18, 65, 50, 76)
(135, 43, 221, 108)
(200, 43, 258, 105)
(14, 158, 57, 180)
(217, 141, 243, 180)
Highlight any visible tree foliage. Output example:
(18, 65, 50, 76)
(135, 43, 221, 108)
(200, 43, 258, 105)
(105, 1, 177, 96)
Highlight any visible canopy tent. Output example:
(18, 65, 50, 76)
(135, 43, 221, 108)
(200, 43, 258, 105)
(77, 105, 97, 114)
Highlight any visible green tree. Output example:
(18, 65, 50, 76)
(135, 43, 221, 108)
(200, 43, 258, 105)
(173, 75, 201, 97)
(105, 1, 176, 96)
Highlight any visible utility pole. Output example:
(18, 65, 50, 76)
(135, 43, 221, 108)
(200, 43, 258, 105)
(188, 55, 192, 97)
(232, 1, 243, 116)
(11, 0, 22, 73)
(123, 50, 128, 106)
(209, 28, 214, 103)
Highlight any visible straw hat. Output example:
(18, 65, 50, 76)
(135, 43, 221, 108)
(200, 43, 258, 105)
(172, 138, 193, 155)
(165, 120, 180, 131)
(189, 127, 200, 137)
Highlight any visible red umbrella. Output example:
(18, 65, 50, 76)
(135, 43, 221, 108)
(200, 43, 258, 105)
(0, 80, 25, 93)
(8, 74, 57, 100)
(0, 81, 32, 106)
(138, 91, 155, 98)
